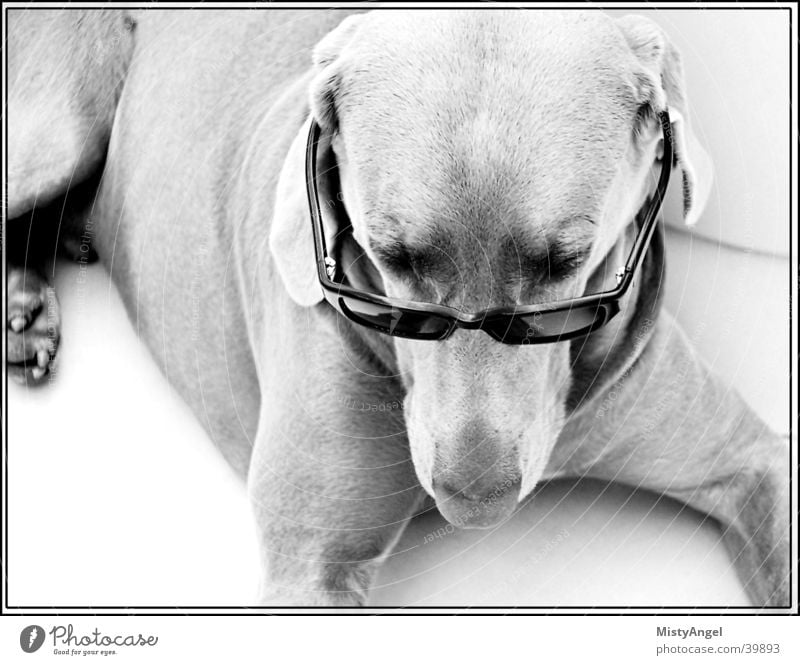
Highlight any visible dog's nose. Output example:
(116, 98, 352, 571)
(434, 476, 521, 529)
(439, 476, 507, 503)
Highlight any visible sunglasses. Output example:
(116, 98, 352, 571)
(305, 111, 673, 344)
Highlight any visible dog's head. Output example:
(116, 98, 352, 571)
(270, 11, 712, 528)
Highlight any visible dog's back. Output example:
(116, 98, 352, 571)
(83, 10, 355, 474)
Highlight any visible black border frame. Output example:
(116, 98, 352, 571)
(1, 1, 795, 616)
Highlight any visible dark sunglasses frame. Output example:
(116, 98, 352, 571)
(305, 111, 673, 344)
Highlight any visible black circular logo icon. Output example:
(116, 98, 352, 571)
(20, 625, 45, 653)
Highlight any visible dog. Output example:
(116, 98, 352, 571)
(6, 8, 789, 607)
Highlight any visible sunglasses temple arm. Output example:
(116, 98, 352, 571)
(620, 110, 674, 282)
(305, 120, 333, 280)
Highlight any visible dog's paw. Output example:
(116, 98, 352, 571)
(6, 267, 60, 385)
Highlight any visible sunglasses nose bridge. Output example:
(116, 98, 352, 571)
(455, 313, 539, 345)
(449, 315, 516, 345)
(449, 311, 491, 338)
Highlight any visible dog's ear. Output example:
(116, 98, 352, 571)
(309, 13, 365, 133)
(269, 14, 365, 307)
(617, 14, 713, 227)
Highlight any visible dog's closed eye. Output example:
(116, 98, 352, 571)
(508, 220, 595, 286)
(509, 244, 590, 286)
(372, 241, 455, 283)
(539, 250, 588, 281)
(373, 234, 590, 287)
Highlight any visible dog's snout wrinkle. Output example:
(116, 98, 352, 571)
(439, 481, 481, 504)
(437, 475, 520, 505)
(434, 475, 522, 529)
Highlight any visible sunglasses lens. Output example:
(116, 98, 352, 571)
(525, 304, 609, 341)
(339, 298, 452, 340)
(492, 304, 609, 343)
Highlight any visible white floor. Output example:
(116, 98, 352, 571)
(7, 224, 788, 608)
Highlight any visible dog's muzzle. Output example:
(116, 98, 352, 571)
(433, 476, 521, 529)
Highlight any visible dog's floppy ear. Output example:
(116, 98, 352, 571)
(617, 14, 713, 227)
(269, 14, 365, 307)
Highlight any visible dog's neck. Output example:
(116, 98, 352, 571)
(565, 217, 665, 416)
(327, 228, 401, 375)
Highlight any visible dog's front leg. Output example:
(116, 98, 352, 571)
(665, 429, 789, 608)
(248, 344, 423, 606)
(593, 425, 789, 608)
(560, 312, 790, 608)
(249, 410, 423, 607)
